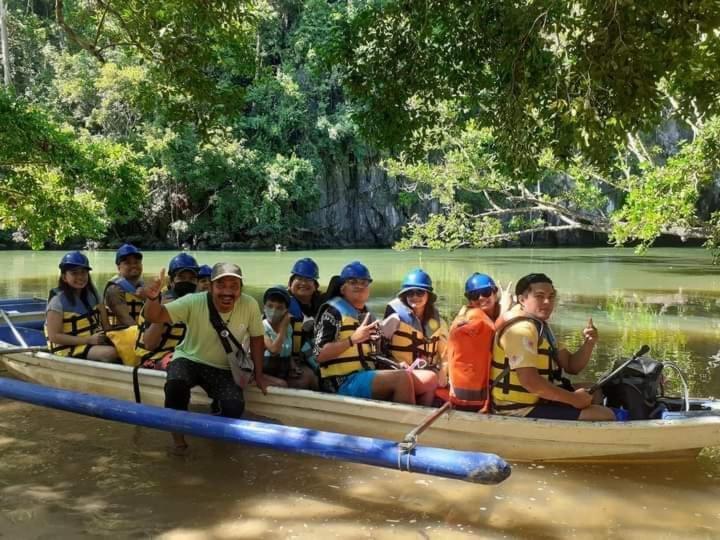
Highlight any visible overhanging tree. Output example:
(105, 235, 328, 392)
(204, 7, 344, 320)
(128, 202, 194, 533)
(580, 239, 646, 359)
(323, 1, 720, 253)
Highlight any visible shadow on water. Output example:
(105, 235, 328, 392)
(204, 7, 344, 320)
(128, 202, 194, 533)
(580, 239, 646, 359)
(2, 394, 720, 539)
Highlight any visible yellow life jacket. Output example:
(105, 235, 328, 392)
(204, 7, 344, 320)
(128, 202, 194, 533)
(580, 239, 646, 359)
(134, 290, 186, 366)
(318, 297, 375, 385)
(104, 276, 144, 327)
(44, 289, 100, 358)
(288, 295, 308, 356)
(106, 325, 140, 366)
(385, 298, 447, 368)
(135, 316, 186, 366)
(490, 307, 564, 411)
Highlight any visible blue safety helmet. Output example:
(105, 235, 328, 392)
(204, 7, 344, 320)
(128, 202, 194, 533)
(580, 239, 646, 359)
(198, 264, 212, 279)
(464, 272, 497, 296)
(115, 243, 143, 265)
(290, 258, 319, 280)
(168, 253, 199, 277)
(59, 251, 92, 271)
(398, 268, 437, 301)
(400, 269, 433, 291)
(339, 261, 372, 284)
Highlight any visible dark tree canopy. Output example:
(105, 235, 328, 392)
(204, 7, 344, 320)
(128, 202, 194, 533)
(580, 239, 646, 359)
(326, 1, 720, 169)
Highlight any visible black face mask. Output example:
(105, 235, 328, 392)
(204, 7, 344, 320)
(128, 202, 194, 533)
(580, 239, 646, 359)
(173, 281, 197, 298)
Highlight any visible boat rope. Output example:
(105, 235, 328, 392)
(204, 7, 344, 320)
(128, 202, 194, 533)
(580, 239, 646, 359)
(132, 364, 142, 403)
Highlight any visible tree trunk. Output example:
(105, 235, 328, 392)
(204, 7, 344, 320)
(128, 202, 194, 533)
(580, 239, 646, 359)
(0, 0, 11, 88)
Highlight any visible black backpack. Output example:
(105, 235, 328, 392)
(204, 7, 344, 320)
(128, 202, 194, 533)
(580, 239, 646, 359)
(603, 356, 665, 420)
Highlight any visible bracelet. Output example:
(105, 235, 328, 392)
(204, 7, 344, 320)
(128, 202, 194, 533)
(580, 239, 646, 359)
(347, 336, 354, 347)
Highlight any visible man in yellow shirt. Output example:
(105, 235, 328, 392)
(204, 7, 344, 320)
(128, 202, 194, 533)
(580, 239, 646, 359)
(491, 273, 616, 421)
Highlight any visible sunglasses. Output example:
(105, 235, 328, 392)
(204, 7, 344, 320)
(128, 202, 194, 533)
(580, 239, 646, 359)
(465, 287, 496, 300)
(405, 289, 428, 297)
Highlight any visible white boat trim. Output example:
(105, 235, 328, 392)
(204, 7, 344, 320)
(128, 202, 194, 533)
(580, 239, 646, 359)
(3, 310, 45, 323)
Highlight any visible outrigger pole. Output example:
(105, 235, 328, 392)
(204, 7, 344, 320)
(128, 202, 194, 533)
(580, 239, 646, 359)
(0, 377, 511, 485)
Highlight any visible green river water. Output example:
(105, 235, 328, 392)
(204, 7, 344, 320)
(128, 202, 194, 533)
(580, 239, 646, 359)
(1, 247, 720, 539)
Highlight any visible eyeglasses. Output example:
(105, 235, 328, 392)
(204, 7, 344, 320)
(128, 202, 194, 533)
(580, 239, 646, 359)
(466, 288, 496, 300)
(346, 278, 370, 288)
(405, 289, 428, 298)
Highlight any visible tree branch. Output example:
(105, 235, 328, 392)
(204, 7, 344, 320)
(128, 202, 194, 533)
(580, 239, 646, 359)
(93, 5, 109, 48)
(477, 207, 540, 217)
(509, 193, 606, 230)
(94, 0, 153, 59)
(55, 0, 106, 63)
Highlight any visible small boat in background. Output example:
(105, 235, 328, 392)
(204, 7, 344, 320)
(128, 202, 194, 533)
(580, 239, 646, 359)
(0, 298, 47, 323)
(2, 317, 720, 463)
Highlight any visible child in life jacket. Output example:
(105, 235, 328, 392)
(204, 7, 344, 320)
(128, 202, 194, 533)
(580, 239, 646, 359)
(445, 273, 511, 411)
(262, 285, 318, 390)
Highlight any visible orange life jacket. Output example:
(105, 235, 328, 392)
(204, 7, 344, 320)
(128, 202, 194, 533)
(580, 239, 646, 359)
(446, 307, 495, 411)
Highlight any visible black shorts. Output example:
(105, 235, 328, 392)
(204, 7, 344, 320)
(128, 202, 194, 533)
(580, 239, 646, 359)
(526, 403, 581, 420)
(166, 357, 244, 403)
(263, 356, 290, 379)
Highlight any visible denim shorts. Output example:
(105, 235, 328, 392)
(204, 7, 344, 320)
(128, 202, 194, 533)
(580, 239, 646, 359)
(337, 370, 377, 399)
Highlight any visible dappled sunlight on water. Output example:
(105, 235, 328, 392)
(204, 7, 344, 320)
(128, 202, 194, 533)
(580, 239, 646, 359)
(1, 398, 720, 539)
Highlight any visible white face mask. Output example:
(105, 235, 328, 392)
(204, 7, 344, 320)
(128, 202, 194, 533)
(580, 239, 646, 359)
(264, 307, 286, 323)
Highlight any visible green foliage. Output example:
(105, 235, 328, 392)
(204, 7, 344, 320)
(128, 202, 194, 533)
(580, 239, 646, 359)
(324, 1, 720, 169)
(704, 212, 720, 264)
(0, 90, 145, 248)
(394, 206, 503, 250)
(241, 70, 308, 155)
(53, 0, 260, 127)
(4, 1, 720, 256)
(1, 2, 352, 248)
(611, 116, 720, 251)
(385, 118, 512, 209)
(141, 127, 319, 245)
(4, 4, 55, 100)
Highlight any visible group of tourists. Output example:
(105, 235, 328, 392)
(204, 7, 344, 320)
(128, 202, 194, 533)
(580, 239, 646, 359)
(45, 245, 622, 451)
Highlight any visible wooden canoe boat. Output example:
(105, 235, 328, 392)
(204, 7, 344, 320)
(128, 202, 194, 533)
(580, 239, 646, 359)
(0, 297, 46, 323)
(2, 320, 720, 463)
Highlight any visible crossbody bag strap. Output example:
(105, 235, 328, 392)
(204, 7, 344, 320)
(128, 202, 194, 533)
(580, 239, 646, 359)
(206, 292, 244, 354)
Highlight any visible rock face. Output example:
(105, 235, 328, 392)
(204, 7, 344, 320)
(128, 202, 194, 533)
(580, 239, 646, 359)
(301, 154, 405, 248)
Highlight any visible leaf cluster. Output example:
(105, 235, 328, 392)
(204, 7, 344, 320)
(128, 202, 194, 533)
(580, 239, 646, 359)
(325, 1, 720, 170)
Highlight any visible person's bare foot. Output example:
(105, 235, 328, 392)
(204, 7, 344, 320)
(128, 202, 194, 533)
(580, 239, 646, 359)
(169, 432, 188, 456)
(169, 443, 189, 456)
